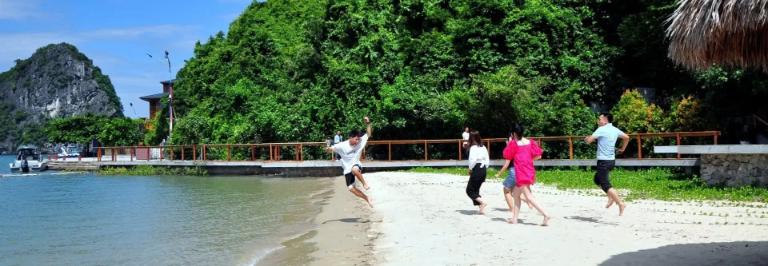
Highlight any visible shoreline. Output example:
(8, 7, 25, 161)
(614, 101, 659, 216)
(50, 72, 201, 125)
(256, 176, 375, 265)
(306, 176, 376, 265)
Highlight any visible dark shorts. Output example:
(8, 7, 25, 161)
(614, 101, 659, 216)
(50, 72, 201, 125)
(594, 160, 616, 192)
(344, 164, 363, 188)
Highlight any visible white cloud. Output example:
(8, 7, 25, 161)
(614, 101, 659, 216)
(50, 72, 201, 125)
(0, 32, 79, 71)
(80, 24, 197, 39)
(0, 0, 42, 20)
(0, 24, 198, 70)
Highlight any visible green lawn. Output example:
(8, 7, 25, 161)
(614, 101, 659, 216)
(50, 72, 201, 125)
(98, 165, 207, 176)
(406, 167, 768, 203)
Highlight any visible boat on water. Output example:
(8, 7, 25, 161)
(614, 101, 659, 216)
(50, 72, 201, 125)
(57, 144, 81, 158)
(9, 145, 48, 173)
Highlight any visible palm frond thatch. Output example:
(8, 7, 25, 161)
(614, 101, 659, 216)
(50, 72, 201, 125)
(667, 0, 768, 72)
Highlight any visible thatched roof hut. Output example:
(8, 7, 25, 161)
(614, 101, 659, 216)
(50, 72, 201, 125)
(667, 0, 768, 72)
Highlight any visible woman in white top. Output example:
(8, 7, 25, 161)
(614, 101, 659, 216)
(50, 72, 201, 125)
(461, 126, 470, 150)
(466, 131, 489, 214)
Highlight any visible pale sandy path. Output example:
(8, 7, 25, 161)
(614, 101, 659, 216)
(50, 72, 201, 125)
(366, 172, 768, 266)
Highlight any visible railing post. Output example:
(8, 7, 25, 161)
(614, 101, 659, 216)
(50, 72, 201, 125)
(203, 144, 207, 161)
(269, 144, 273, 161)
(458, 140, 462, 160)
(160, 146, 163, 161)
(424, 140, 428, 160)
(251, 145, 255, 161)
(295, 144, 300, 161)
(181, 146, 185, 161)
(388, 142, 392, 161)
(636, 135, 642, 159)
(568, 137, 574, 160)
(676, 133, 681, 159)
(97, 147, 102, 162)
(227, 144, 231, 161)
(193, 145, 197, 161)
(131, 147, 134, 161)
(112, 148, 116, 162)
(170, 146, 174, 161)
(714, 132, 719, 145)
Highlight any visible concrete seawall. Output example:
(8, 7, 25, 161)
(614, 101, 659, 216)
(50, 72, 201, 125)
(48, 158, 699, 176)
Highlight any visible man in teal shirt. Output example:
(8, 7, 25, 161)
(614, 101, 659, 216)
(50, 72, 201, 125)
(585, 113, 630, 216)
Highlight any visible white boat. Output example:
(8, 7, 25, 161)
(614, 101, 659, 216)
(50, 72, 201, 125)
(9, 145, 48, 173)
(57, 145, 81, 158)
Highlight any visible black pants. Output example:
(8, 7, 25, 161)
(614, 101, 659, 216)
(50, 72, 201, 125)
(594, 160, 616, 192)
(466, 164, 487, 206)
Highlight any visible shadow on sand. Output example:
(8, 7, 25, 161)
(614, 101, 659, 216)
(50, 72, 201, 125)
(490, 217, 538, 226)
(599, 241, 768, 266)
(455, 210, 480, 215)
(564, 216, 618, 226)
(321, 218, 369, 224)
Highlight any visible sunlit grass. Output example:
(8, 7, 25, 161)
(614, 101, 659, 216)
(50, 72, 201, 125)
(406, 167, 768, 202)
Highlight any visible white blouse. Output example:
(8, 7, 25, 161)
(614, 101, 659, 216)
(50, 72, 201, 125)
(467, 145, 489, 169)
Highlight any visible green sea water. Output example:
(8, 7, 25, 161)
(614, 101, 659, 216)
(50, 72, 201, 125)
(0, 155, 331, 265)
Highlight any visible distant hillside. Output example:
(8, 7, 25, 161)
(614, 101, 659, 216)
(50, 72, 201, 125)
(0, 43, 123, 152)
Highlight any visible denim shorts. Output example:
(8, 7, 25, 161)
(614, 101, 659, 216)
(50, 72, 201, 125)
(502, 168, 516, 188)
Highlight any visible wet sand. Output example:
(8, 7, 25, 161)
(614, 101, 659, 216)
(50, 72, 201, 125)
(258, 176, 375, 265)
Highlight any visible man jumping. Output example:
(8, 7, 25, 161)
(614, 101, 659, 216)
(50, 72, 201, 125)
(585, 113, 630, 216)
(326, 116, 373, 208)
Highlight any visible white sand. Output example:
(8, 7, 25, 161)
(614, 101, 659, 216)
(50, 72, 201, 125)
(366, 172, 768, 266)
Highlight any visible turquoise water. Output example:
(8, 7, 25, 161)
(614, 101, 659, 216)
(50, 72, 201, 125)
(0, 155, 331, 265)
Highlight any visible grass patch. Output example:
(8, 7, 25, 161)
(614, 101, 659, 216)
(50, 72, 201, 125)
(98, 165, 207, 176)
(406, 167, 768, 203)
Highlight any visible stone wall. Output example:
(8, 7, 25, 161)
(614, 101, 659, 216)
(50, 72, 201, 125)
(700, 154, 768, 187)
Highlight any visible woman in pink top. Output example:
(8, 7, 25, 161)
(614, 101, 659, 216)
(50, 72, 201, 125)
(495, 131, 532, 219)
(509, 123, 551, 226)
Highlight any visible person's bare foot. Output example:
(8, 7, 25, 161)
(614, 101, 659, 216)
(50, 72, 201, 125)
(364, 184, 371, 190)
(507, 218, 517, 224)
(478, 202, 487, 215)
(605, 198, 615, 209)
(366, 198, 374, 208)
(542, 216, 551, 226)
(618, 203, 626, 216)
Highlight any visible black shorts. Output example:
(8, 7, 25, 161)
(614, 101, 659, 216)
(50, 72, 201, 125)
(594, 160, 616, 192)
(344, 164, 363, 188)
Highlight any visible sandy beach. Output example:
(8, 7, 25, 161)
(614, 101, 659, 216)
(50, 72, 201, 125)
(361, 172, 768, 266)
(306, 176, 376, 266)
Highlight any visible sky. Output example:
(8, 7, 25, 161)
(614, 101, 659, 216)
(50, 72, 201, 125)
(0, 0, 254, 118)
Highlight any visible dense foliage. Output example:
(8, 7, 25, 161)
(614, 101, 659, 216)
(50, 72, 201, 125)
(172, 0, 615, 146)
(45, 115, 144, 146)
(168, 0, 766, 148)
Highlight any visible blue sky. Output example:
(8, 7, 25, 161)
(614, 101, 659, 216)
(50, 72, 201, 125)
(0, 0, 254, 118)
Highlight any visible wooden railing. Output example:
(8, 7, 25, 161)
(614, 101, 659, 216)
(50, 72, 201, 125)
(68, 131, 719, 162)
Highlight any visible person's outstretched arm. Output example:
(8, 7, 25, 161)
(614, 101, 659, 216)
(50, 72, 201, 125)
(617, 133, 630, 154)
(495, 160, 512, 178)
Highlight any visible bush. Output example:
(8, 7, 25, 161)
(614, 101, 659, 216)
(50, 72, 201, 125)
(611, 89, 667, 133)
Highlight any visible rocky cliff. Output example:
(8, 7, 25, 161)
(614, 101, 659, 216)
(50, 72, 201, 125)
(0, 43, 123, 152)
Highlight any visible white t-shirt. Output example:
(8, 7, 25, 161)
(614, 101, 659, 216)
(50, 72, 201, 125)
(467, 145, 489, 169)
(333, 134, 369, 174)
(462, 132, 470, 143)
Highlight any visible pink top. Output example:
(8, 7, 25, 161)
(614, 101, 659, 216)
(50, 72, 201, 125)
(508, 139, 542, 186)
